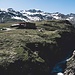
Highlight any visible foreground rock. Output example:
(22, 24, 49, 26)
(64, 50, 75, 75)
(0, 20, 75, 75)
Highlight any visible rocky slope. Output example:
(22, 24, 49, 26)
(0, 20, 75, 75)
(64, 50, 75, 75)
(0, 8, 75, 24)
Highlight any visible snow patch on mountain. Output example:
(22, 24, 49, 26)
(51, 13, 62, 19)
(0, 8, 8, 12)
(66, 17, 73, 20)
(28, 16, 41, 21)
(11, 16, 28, 21)
(20, 10, 47, 16)
(52, 16, 61, 19)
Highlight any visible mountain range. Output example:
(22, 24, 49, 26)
(0, 8, 75, 24)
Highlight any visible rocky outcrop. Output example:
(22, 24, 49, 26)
(64, 50, 75, 75)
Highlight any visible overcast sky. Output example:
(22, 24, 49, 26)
(0, 0, 75, 14)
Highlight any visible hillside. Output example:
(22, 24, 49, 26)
(0, 20, 75, 75)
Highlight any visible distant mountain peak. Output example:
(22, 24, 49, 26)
(25, 9, 43, 13)
(7, 8, 15, 12)
(0, 8, 75, 24)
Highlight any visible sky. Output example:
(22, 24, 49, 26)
(0, 0, 75, 14)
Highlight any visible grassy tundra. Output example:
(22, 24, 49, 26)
(0, 20, 75, 75)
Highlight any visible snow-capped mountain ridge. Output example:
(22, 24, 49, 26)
(0, 8, 75, 24)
